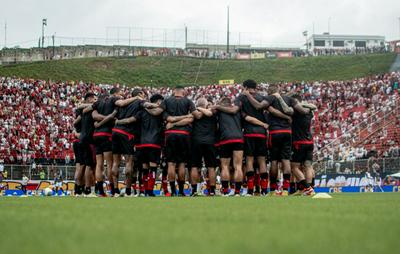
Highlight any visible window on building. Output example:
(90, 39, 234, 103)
(333, 41, 344, 47)
(314, 40, 325, 47)
(355, 41, 366, 48)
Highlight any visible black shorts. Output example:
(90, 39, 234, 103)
(112, 132, 135, 155)
(218, 142, 244, 159)
(269, 132, 292, 161)
(165, 134, 191, 164)
(292, 144, 314, 163)
(81, 142, 96, 167)
(136, 146, 161, 164)
(73, 142, 84, 164)
(191, 143, 218, 168)
(244, 136, 268, 157)
(93, 135, 112, 155)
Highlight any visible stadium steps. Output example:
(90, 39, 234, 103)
(318, 96, 400, 158)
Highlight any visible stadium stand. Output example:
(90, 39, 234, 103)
(0, 72, 399, 165)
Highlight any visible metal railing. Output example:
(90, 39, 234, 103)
(0, 164, 76, 181)
(0, 164, 129, 181)
(313, 157, 400, 175)
(1, 157, 399, 181)
(317, 96, 399, 160)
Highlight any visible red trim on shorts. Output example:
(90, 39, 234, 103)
(269, 129, 292, 135)
(215, 139, 244, 147)
(72, 139, 80, 143)
(93, 132, 112, 137)
(268, 129, 292, 147)
(165, 130, 190, 135)
(244, 134, 267, 138)
(112, 128, 135, 141)
(293, 140, 314, 150)
(135, 144, 162, 149)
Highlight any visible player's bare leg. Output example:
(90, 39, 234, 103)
(111, 154, 121, 196)
(291, 162, 307, 195)
(167, 162, 177, 196)
(177, 163, 186, 196)
(124, 155, 133, 196)
(303, 161, 315, 195)
(146, 162, 157, 196)
(104, 151, 114, 195)
(233, 150, 244, 196)
(257, 156, 269, 195)
(95, 154, 106, 196)
(141, 162, 150, 197)
(245, 156, 255, 195)
(84, 166, 96, 197)
(220, 158, 231, 196)
(75, 164, 86, 195)
(207, 167, 216, 196)
(269, 161, 279, 195)
(190, 167, 200, 196)
(280, 159, 291, 195)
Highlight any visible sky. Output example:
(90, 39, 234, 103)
(1, 0, 400, 48)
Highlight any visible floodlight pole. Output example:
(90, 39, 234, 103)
(42, 18, 47, 48)
(227, 6, 230, 55)
(185, 25, 188, 49)
(4, 21, 7, 48)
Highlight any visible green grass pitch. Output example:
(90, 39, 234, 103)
(1, 193, 399, 254)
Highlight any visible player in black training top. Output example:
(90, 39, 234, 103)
(235, 80, 270, 196)
(111, 91, 164, 196)
(78, 92, 97, 196)
(244, 83, 310, 196)
(94, 88, 148, 196)
(190, 98, 218, 196)
(90, 88, 120, 196)
(213, 97, 244, 196)
(290, 94, 317, 196)
(160, 85, 195, 196)
(72, 105, 85, 196)
(135, 94, 165, 196)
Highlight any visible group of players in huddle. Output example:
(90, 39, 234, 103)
(72, 79, 317, 197)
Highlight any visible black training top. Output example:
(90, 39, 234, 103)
(235, 94, 267, 136)
(80, 109, 95, 144)
(265, 95, 297, 131)
(292, 110, 313, 142)
(192, 114, 218, 145)
(136, 109, 164, 147)
(113, 99, 145, 136)
(216, 110, 243, 144)
(93, 96, 119, 134)
(74, 108, 83, 133)
(160, 95, 195, 133)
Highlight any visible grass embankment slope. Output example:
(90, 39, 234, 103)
(0, 53, 396, 86)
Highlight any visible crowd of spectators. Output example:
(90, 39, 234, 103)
(0, 72, 399, 166)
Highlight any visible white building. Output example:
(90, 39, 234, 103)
(306, 34, 385, 54)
